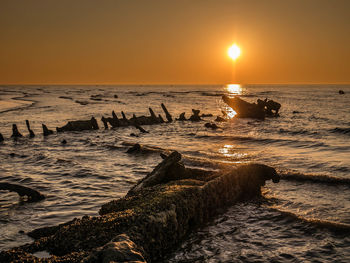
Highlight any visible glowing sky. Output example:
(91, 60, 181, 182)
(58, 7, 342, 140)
(1, 0, 349, 84)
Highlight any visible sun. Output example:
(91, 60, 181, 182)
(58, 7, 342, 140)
(228, 44, 241, 60)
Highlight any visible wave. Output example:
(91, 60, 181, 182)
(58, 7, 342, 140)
(271, 207, 350, 233)
(330, 127, 350, 135)
(279, 171, 350, 186)
(195, 134, 327, 148)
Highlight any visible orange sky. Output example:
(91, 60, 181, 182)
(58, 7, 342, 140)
(1, 0, 349, 84)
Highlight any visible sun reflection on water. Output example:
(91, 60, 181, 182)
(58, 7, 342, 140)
(226, 84, 242, 95)
(218, 144, 247, 163)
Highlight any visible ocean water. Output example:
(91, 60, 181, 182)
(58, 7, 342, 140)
(0, 84, 349, 262)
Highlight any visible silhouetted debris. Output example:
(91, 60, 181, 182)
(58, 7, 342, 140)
(176, 112, 187, 121)
(215, 116, 228, 122)
(11, 124, 23, 138)
(0, 133, 4, 142)
(222, 95, 281, 119)
(189, 109, 201, 121)
(205, 122, 219, 129)
(126, 143, 141, 153)
(201, 113, 213, 117)
(339, 90, 345, 94)
(257, 98, 281, 117)
(114, 94, 118, 98)
(161, 103, 173, 122)
(135, 124, 149, 133)
(0, 182, 45, 202)
(26, 120, 35, 138)
(61, 139, 67, 145)
(42, 124, 54, 136)
(56, 117, 99, 132)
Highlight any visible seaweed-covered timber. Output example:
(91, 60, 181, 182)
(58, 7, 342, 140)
(11, 124, 23, 138)
(26, 120, 35, 138)
(0, 132, 4, 142)
(222, 95, 281, 119)
(42, 124, 54, 136)
(0, 183, 45, 202)
(56, 117, 99, 132)
(0, 152, 280, 263)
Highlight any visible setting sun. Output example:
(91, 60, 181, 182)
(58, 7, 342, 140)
(228, 44, 241, 60)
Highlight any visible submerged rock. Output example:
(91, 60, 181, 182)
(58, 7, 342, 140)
(0, 183, 45, 202)
(0, 152, 279, 262)
(339, 90, 345, 94)
(0, 132, 4, 142)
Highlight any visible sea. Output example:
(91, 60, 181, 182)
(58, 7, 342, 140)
(0, 84, 349, 262)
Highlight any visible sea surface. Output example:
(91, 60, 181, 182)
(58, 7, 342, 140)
(0, 84, 349, 262)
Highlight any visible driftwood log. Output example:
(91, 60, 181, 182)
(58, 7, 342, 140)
(0, 152, 280, 262)
(0, 183, 45, 202)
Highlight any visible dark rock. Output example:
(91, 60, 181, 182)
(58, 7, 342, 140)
(339, 90, 345, 94)
(215, 116, 227, 122)
(114, 94, 118, 98)
(0, 183, 45, 202)
(61, 139, 67, 145)
(25, 120, 35, 138)
(204, 122, 219, 129)
(11, 124, 23, 138)
(9, 153, 15, 157)
(126, 143, 141, 153)
(56, 117, 99, 132)
(42, 124, 54, 136)
(201, 113, 213, 117)
(130, 133, 138, 137)
(0, 133, 4, 142)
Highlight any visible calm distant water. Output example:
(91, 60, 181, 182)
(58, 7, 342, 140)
(0, 84, 349, 262)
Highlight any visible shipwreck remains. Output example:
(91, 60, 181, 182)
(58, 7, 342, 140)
(222, 95, 281, 119)
(11, 124, 23, 138)
(0, 183, 45, 202)
(56, 117, 99, 132)
(26, 120, 35, 138)
(0, 151, 279, 262)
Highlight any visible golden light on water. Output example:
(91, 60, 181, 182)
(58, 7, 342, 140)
(218, 144, 247, 163)
(226, 84, 242, 95)
(224, 84, 242, 118)
(228, 44, 241, 60)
